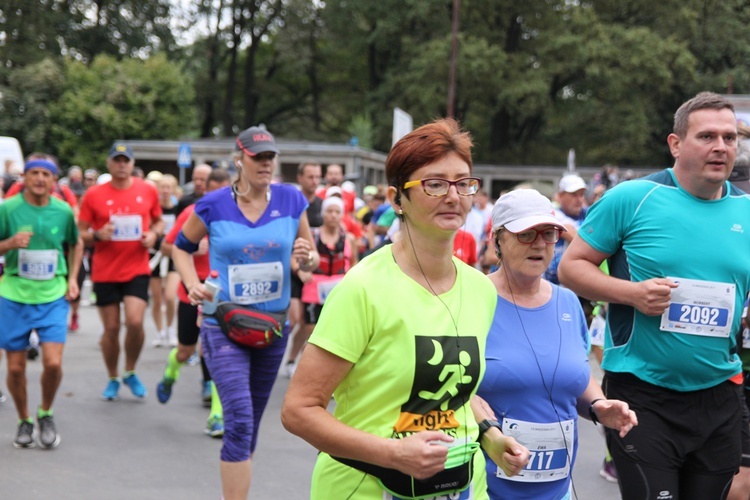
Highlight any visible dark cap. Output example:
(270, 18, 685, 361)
(109, 142, 134, 160)
(235, 127, 279, 156)
(729, 166, 750, 193)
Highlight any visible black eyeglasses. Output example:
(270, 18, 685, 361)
(402, 177, 481, 197)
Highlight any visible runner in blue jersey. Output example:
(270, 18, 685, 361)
(560, 91, 750, 499)
(475, 189, 636, 500)
(172, 126, 318, 500)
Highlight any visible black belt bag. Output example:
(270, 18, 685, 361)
(331, 453, 474, 499)
(211, 302, 286, 349)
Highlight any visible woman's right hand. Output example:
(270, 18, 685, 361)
(390, 431, 453, 480)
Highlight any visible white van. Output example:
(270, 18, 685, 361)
(0, 136, 24, 177)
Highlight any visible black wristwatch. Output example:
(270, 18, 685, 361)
(477, 419, 501, 440)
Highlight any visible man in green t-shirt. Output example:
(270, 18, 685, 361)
(0, 155, 82, 449)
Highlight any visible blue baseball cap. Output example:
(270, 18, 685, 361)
(109, 142, 134, 160)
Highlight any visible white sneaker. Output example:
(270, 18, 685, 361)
(152, 331, 167, 347)
(285, 360, 297, 378)
(167, 326, 178, 347)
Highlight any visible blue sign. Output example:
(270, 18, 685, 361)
(177, 143, 192, 168)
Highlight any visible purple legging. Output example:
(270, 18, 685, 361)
(200, 322, 289, 462)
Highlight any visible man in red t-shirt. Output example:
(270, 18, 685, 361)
(78, 143, 164, 401)
(316, 164, 355, 213)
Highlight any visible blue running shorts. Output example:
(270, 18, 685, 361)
(0, 296, 69, 351)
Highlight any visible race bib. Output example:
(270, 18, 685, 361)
(228, 261, 283, 305)
(659, 277, 735, 338)
(317, 276, 343, 303)
(162, 214, 176, 233)
(18, 249, 58, 280)
(110, 214, 143, 241)
(498, 417, 573, 482)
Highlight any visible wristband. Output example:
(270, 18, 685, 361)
(589, 398, 605, 425)
(93, 230, 101, 242)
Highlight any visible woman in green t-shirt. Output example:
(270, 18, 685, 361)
(282, 118, 528, 500)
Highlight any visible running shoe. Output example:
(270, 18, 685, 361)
(202, 380, 213, 407)
(0, 389, 6, 403)
(151, 331, 167, 347)
(69, 313, 79, 332)
(156, 376, 175, 404)
(600, 458, 618, 483)
(205, 415, 224, 438)
(13, 420, 35, 448)
(26, 345, 39, 361)
(167, 326, 178, 347)
(37, 415, 60, 449)
(101, 379, 120, 401)
(187, 352, 200, 366)
(123, 372, 147, 399)
(285, 360, 297, 379)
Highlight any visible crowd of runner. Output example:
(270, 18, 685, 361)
(2, 91, 750, 500)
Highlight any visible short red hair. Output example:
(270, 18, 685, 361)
(386, 118, 473, 194)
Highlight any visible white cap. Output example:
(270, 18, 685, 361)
(322, 196, 345, 213)
(559, 174, 587, 193)
(326, 186, 343, 198)
(491, 189, 566, 233)
(341, 180, 356, 192)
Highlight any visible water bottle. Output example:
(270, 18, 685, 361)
(202, 270, 221, 315)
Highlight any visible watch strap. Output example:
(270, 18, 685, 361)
(477, 419, 500, 440)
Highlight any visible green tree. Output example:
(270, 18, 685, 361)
(0, 1, 83, 77)
(64, 0, 177, 62)
(49, 54, 196, 168)
(0, 58, 65, 153)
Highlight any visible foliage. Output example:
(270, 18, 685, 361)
(2, 0, 750, 167)
(0, 58, 65, 154)
(48, 54, 196, 168)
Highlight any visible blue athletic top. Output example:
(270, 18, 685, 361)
(193, 183, 307, 319)
(579, 168, 750, 391)
(477, 285, 590, 500)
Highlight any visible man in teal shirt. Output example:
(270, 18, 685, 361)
(560, 92, 750, 499)
(0, 154, 82, 449)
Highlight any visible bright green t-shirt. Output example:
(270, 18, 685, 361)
(308, 245, 497, 499)
(0, 195, 78, 304)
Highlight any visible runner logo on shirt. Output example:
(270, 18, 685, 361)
(393, 336, 480, 438)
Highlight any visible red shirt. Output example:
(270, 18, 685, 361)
(165, 204, 210, 304)
(453, 229, 477, 266)
(316, 187, 356, 214)
(79, 178, 161, 283)
(342, 213, 362, 240)
(4, 180, 78, 208)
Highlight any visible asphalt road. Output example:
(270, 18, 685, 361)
(0, 298, 620, 499)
